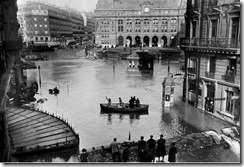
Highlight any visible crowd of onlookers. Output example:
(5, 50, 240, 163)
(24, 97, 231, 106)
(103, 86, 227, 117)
(79, 134, 177, 163)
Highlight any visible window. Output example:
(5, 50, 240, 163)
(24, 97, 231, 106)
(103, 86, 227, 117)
(118, 19, 123, 32)
(40, 37, 43, 41)
(45, 37, 48, 41)
(144, 19, 150, 24)
(153, 19, 158, 25)
(45, 25, 47, 27)
(40, 24, 42, 27)
(225, 90, 234, 114)
(171, 18, 177, 24)
(209, 56, 216, 73)
(35, 31, 38, 35)
(44, 18, 47, 21)
(230, 18, 239, 47)
(35, 37, 38, 41)
(45, 31, 48, 34)
(127, 19, 132, 24)
(211, 19, 218, 38)
(135, 19, 141, 25)
(192, 21, 197, 37)
(161, 25, 167, 32)
(34, 18, 37, 21)
(34, 24, 37, 27)
(162, 18, 168, 25)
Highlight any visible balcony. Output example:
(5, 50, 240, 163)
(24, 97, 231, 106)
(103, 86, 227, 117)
(221, 75, 235, 84)
(187, 67, 196, 74)
(205, 72, 215, 79)
(180, 38, 240, 49)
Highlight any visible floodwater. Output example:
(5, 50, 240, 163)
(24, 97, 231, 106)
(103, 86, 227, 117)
(28, 50, 232, 150)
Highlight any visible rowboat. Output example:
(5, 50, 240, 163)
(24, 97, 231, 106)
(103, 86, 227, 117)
(100, 103, 149, 113)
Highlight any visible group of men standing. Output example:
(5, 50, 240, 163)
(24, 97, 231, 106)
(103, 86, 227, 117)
(110, 134, 177, 163)
(138, 134, 177, 163)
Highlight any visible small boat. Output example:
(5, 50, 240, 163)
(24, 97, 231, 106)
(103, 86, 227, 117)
(100, 103, 149, 113)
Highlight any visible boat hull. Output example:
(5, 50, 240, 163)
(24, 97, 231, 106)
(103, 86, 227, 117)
(100, 103, 149, 113)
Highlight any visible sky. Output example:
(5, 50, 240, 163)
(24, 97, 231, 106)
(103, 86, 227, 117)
(17, 0, 98, 12)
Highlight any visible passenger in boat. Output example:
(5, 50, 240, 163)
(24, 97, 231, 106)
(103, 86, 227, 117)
(106, 96, 111, 106)
(135, 98, 140, 107)
(119, 97, 123, 106)
(129, 97, 135, 108)
(53, 87, 59, 94)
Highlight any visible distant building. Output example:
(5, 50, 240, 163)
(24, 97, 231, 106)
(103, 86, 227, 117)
(181, 0, 240, 125)
(82, 12, 96, 42)
(18, 1, 85, 43)
(94, 0, 187, 47)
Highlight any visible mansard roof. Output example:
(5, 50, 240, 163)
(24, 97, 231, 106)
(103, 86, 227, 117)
(95, 0, 187, 10)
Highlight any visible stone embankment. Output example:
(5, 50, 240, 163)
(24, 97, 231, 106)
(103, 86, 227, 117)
(83, 127, 240, 163)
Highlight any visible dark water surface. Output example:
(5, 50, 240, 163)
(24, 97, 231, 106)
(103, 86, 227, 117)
(29, 51, 231, 150)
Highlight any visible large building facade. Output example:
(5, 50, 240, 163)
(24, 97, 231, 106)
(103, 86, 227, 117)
(18, 1, 85, 43)
(181, 0, 240, 125)
(94, 0, 187, 47)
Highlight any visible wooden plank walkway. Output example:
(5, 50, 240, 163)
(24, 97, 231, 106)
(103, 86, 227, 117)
(5, 107, 79, 155)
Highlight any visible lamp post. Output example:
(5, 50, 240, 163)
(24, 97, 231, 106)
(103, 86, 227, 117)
(113, 0, 117, 47)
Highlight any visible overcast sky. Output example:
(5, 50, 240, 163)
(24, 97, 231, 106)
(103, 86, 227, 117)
(17, 0, 98, 12)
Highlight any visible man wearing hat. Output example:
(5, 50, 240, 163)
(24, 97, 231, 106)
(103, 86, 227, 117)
(147, 135, 156, 156)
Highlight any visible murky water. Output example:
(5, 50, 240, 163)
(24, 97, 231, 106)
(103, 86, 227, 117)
(28, 50, 232, 150)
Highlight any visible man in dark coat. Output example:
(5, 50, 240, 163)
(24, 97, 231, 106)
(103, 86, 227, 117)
(156, 134, 166, 162)
(138, 136, 146, 161)
(168, 142, 177, 163)
(122, 146, 130, 162)
(147, 135, 156, 155)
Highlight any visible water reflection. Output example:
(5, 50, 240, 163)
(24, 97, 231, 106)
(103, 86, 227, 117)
(100, 111, 148, 125)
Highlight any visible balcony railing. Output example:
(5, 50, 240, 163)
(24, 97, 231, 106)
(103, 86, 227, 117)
(180, 38, 240, 49)
(205, 72, 215, 79)
(221, 75, 235, 84)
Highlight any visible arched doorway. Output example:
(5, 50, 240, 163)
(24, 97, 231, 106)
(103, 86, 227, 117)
(126, 36, 132, 47)
(152, 36, 158, 47)
(135, 36, 141, 47)
(161, 36, 167, 47)
(143, 36, 149, 47)
(118, 36, 124, 46)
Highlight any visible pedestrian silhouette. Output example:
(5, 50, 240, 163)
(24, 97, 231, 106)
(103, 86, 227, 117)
(110, 138, 121, 162)
(168, 142, 177, 163)
(156, 134, 166, 162)
(138, 136, 146, 161)
(122, 145, 130, 162)
(80, 148, 88, 162)
(147, 135, 156, 156)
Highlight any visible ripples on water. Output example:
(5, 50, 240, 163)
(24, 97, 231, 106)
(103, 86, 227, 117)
(29, 56, 231, 150)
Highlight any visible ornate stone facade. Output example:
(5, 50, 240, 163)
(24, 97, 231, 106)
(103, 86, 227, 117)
(94, 0, 187, 47)
(181, 0, 240, 125)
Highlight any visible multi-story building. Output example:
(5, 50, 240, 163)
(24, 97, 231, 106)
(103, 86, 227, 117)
(94, 0, 187, 47)
(18, 1, 85, 43)
(181, 0, 240, 125)
(86, 12, 96, 41)
(69, 8, 85, 43)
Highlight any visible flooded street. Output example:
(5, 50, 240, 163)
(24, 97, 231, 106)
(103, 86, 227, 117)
(29, 50, 232, 150)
